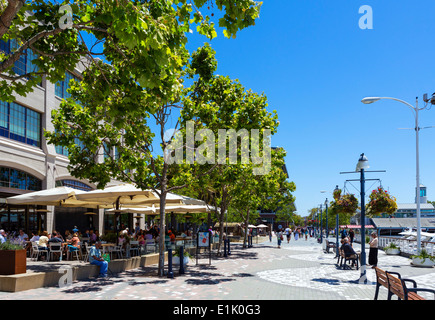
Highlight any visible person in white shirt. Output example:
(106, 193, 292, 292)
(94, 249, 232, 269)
(29, 231, 40, 242)
(0, 229, 6, 244)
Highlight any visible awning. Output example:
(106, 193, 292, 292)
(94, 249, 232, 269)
(340, 225, 375, 229)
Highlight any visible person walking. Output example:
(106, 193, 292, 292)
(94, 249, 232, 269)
(349, 229, 355, 245)
(294, 228, 299, 241)
(277, 228, 283, 249)
(284, 226, 291, 243)
(368, 231, 378, 268)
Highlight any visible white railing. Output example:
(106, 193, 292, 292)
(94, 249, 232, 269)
(378, 236, 435, 256)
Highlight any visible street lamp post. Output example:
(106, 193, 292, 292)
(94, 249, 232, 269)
(341, 154, 385, 284)
(334, 185, 340, 257)
(319, 204, 323, 243)
(356, 154, 369, 284)
(361, 96, 434, 253)
(325, 198, 329, 238)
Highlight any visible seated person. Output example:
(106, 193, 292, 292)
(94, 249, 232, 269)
(48, 232, 63, 243)
(89, 241, 108, 278)
(67, 232, 81, 254)
(168, 230, 176, 242)
(144, 231, 153, 241)
(37, 231, 50, 259)
(340, 237, 358, 266)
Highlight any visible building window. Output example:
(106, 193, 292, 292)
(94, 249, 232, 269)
(0, 101, 41, 147)
(0, 166, 42, 191)
(56, 179, 92, 191)
(0, 39, 40, 80)
(55, 71, 78, 99)
(55, 135, 85, 156)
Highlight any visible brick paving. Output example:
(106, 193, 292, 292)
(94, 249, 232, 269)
(1, 235, 435, 301)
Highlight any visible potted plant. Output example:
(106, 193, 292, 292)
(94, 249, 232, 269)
(172, 249, 192, 266)
(384, 242, 400, 255)
(366, 187, 398, 217)
(0, 240, 27, 275)
(411, 249, 435, 268)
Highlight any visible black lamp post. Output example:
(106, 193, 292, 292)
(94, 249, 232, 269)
(324, 198, 329, 238)
(319, 203, 323, 243)
(356, 153, 369, 284)
(333, 185, 340, 257)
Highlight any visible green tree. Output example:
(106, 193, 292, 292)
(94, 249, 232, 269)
(43, 1, 262, 277)
(229, 148, 295, 248)
(173, 59, 284, 253)
(0, 0, 262, 101)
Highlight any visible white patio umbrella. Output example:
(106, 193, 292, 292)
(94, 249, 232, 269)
(74, 184, 168, 208)
(6, 186, 108, 208)
(256, 224, 268, 228)
(106, 204, 215, 215)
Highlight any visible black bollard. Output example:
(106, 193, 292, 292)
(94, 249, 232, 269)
(223, 239, 227, 257)
(227, 238, 231, 255)
(167, 249, 174, 278)
(179, 246, 185, 275)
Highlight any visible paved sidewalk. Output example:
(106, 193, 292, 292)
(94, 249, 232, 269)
(1, 236, 434, 300)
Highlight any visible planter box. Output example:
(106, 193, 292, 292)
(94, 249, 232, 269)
(385, 248, 400, 255)
(172, 256, 190, 266)
(411, 257, 434, 268)
(0, 250, 27, 275)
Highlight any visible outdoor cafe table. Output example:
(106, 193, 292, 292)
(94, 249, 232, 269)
(100, 243, 116, 255)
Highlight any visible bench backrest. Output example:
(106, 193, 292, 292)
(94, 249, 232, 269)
(374, 267, 389, 289)
(386, 272, 406, 300)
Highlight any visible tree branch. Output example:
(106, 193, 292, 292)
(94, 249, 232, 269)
(0, 0, 24, 39)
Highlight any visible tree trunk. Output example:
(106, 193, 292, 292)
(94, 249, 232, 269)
(157, 163, 168, 277)
(243, 208, 250, 248)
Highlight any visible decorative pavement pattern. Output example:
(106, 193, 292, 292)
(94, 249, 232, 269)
(1, 236, 435, 300)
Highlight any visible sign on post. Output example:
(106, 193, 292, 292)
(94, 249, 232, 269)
(196, 231, 211, 265)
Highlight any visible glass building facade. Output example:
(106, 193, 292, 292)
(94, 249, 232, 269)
(0, 101, 41, 147)
(0, 166, 42, 191)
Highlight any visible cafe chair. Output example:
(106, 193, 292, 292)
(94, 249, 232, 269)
(109, 245, 123, 260)
(83, 242, 91, 262)
(68, 245, 81, 261)
(31, 242, 48, 261)
(145, 239, 156, 254)
(49, 242, 63, 261)
(129, 241, 140, 257)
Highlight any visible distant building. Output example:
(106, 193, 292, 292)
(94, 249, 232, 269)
(393, 185, 435, 218)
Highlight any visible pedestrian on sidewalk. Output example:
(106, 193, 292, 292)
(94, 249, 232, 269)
(277, 228, 283, 248)
(368, 231, 378, 268)
(285, 226, 291, 243)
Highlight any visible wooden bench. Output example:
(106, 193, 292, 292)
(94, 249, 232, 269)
(386, 272, 435, 300)
(324, 239, 336, 253)
(373, 267, 402, 300)
(337, 249, 359, 270)
(374, 267, 435, 300)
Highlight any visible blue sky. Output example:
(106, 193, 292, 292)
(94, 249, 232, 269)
(184, 0, 435, 217)
(84, 1, 435, 217)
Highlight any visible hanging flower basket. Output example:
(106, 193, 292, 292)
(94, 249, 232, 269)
(366, 187, 397, 217)
(330, 189, 358, 215)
